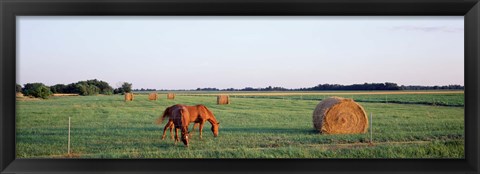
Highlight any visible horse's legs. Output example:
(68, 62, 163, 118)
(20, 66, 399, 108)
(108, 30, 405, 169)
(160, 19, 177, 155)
(190, 123, 199, 136)
(169, 123, 174, 140)
(162, 121, 173, 140)
(198, 121, 205, 140)
(174, 128, 179, 145)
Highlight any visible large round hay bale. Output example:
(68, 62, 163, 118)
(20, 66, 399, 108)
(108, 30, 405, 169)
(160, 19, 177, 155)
(124, 92, 134, 101)
(148, 93, 158, 100)
(217, 95, 229, 105)
(16, 92, 24, 98)
(312, 97, 368, 134)
(167, 93, 175, 99)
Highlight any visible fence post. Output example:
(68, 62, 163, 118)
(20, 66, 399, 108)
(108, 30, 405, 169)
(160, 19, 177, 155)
(68, 117, 71, 155)
(370, 113, 373, 144)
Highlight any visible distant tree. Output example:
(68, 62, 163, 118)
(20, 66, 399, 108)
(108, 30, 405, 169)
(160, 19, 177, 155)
(75, 83, 88, 95)
(400, 84, 463, 90)
(16, 84, 22, 93)
(272, 86, 289, 91)
(75, 82, 100, 96)
(113, 82, 132, 94)
(113, 88, 124, 94)
(79, 79, 113, 95)
(22, 83, 52, 99)
(133, 88, 157, 91)
(121, 82, 132, 93)
(51, 84, 67, 93)
(196, 87, 219, 91)
(88, 85, 100, 95)
(241, 87, 257, 91)
(64, 83, 80, 94)
(384, 82, 401, 90)
(306, 82, 401, 91)
(46, 79, 114, 95)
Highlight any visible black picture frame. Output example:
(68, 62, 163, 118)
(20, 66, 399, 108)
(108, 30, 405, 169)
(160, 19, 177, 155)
(1, 0, 479, 173)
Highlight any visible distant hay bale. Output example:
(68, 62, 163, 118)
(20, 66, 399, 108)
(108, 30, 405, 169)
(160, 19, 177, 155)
(148, 93, 158, 100)
(312, 97, 368, 134)
(16, 92, 24, 98)
(217, 95, 230, 105)
(124, 92, 134, 101)
(167, 93, 175, 99)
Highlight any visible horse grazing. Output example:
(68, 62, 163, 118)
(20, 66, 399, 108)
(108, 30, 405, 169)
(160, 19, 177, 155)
(156, 104, 220, 140)
(163, 104, 190, 147)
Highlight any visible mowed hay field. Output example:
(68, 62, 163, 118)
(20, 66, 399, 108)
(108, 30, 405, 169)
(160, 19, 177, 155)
(16, 91, 464, 158)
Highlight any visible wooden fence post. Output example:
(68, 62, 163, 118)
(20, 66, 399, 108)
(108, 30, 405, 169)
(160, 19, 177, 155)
(68, 117, 71, 155)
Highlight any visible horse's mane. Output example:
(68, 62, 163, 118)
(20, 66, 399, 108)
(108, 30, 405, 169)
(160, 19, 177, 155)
(197, 104, 219, 124)
(155, 104, 219, 125)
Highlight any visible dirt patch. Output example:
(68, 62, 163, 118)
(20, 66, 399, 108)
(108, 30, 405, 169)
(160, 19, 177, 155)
(53, 93, 79, 96)
(44, 152, 82, 158)
(16, 96, 41, 101)
(304, 140, 431, 150)
(64, 152, 82, 158)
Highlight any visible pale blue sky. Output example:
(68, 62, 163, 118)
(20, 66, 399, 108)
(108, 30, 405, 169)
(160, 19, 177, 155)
(17, 16, 464, 90)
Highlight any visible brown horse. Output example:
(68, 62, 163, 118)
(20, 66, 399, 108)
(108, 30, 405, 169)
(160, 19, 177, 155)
(164, 104, 190, 147)
(156, 104, 220, 140)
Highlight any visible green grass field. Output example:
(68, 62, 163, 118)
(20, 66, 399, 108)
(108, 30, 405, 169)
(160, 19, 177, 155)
(16, 91, 464, 158)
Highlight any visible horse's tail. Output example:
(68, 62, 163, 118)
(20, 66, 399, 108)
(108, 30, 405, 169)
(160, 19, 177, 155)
(155, 106, 171, 125)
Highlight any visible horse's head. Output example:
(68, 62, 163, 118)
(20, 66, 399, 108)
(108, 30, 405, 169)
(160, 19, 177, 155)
(211, 122, 220, 137)
(172, 105, 190, 147)
(179, 108, 190, 147)
(181, 130, 189, 147)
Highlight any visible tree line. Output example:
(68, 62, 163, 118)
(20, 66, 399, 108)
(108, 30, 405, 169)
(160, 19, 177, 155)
(16, 79, 132, 99)
(17, 81, 463, 99)
(195, 83, 464, 91)
(133, 88, 157, 92)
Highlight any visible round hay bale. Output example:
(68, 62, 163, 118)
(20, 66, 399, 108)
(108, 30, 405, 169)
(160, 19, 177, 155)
(148, 93, 158, 100)
(167, 93, 175, 99)
(217, 95, 229, 105)
(312, 97, 368, 134)
(16, 92, 24, 98)
(124, 93, 134, 101)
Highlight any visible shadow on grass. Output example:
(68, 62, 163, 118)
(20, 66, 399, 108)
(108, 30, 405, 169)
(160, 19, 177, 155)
(29, 127, 320, 136)
(220, 127, 318, 135)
